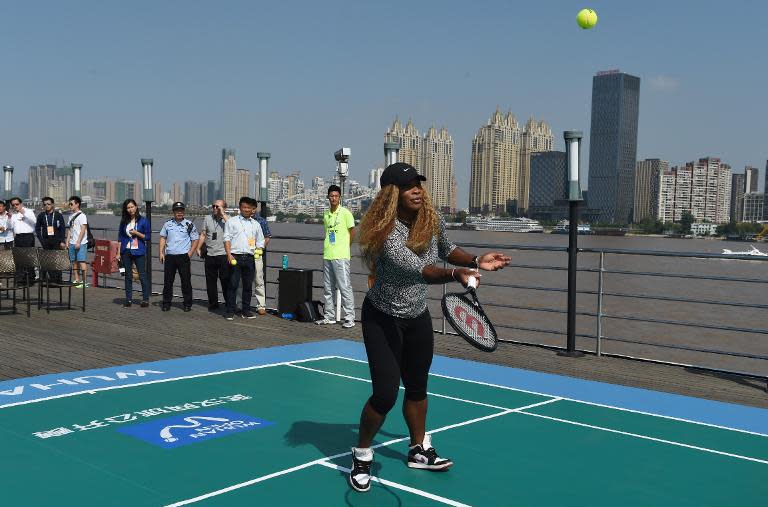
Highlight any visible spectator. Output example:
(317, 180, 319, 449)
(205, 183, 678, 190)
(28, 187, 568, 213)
(159, 202, 199, 312)
(316, 185, 356, 328)
(224, 197, 264, 321)
(236, 204, 271, 315)
(198, 199, 230, 312)
(118, 199, 151, 308)
(9, 197, 37, 283)
(35, 197, 66, 283)
(0, 200, 13, 250)
(66, 196, 89, 288)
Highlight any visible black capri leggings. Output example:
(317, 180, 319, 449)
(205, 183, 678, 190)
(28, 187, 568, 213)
(361, 297, 434, 416)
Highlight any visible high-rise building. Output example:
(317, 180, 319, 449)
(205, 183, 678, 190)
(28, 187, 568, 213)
(765, 160, 768, 220)
(236, 168, 250, 199)
(731, 173, 746, 223)
(384, 119, 455, 212)
(745, 166, 759, 193)
(28, 164, 56, 202)
(449, 175, 457, 213)
(518, 117, 554, 212)
(422, 126, 455, 212)
(587, 70, 641, 224)
(743, 193, 764, 222)
(170, 182, 182, 204)
(221, 149, 237, 206)
(385, 119, 422, 170)
(207, 180, 217, 204)
(184, 181, 204, 208)
(369, 168, 384, 191)
(115, 180, 138, 205)
(633, 159, 667, 223)
(469, 108, 521, 215)
(528, 151, 568, 221)
(656, 158, 731, 223)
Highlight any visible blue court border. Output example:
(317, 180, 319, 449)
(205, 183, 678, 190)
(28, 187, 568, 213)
(2, 339, 766, 435)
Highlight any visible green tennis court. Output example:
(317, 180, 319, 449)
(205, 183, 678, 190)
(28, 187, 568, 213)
(1, 342, 765, 506)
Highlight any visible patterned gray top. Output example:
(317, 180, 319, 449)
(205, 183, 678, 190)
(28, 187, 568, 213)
(367, 216, 456, 318)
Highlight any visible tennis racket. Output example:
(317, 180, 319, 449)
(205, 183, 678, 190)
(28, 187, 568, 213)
(441, 276, 498, 352)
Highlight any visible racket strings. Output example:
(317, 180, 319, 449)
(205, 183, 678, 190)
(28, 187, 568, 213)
(443, 294, 496, 349)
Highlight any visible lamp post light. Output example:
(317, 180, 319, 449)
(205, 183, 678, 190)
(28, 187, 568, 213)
(558, 130, 585, 358)
(256, 152, 270, 215)
(2, 165, 13, 200)
(334, 147, 350, 203)
(71, 164, 82, 197)
(141, 158, 154, 295)
(384, 141, 400, 167)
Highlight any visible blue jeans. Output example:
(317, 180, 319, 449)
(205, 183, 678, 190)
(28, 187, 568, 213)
(123, 252, 149, 301)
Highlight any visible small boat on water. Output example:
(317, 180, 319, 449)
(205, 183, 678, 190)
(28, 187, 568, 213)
(721, 246, 768, 257)
(551, 220, 591, 235)
(466, 216, 544, 233)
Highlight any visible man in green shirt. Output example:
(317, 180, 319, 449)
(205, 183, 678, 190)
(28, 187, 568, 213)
(316, 185, 356, 328)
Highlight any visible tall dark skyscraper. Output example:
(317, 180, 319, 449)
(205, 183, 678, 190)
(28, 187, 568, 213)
(764, 160, 768, 220)
(587, 70, 640, 224)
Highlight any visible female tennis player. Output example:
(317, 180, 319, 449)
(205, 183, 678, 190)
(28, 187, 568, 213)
(349, 162, 510, 492)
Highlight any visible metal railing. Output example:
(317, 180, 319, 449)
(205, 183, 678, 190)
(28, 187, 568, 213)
(87, 227, 768, 388)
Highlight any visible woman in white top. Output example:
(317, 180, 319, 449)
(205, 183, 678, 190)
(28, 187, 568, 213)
(0, 200, 13, 249)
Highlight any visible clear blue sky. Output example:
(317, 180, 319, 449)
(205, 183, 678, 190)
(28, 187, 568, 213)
(1, 0, 766, 207)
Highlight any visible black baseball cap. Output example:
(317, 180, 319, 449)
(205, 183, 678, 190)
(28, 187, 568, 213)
(380, 162, 427, 188)
(172, 202, 186, 210)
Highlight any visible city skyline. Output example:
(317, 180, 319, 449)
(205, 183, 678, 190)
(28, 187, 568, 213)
(1, 1, 766, 210)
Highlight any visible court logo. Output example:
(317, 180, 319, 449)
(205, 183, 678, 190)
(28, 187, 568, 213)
(117, 409, 274, 449)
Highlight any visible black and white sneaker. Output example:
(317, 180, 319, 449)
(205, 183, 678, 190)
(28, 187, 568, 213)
(408, 434, 453, 471)
(348, 447, 373, 492)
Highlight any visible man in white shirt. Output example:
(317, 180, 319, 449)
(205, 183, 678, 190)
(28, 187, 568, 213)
(9, 197, 38, 283)
(223, 197, 264, 321)
(65, 196, 89, 287)
(0, 200, 14, 249)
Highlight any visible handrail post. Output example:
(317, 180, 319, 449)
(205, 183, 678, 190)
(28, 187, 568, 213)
(596, 251, 605, 356)
(558, 200, 585, 357)
(441, 259, 447, 335)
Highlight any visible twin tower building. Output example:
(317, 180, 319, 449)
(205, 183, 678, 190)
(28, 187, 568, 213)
(384, 111, 554, 216)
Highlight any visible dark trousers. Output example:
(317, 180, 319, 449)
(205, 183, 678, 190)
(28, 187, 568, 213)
(162, 254, 192, 307)
(123, 252, 149, 302)
(204, 254, 230, 308)
(40, 239, 63, 283)
(14, 233, 36, 283)
(226, 254, 255, 314)
(1, 242, 12, 250)
(361, 298, 434, 416)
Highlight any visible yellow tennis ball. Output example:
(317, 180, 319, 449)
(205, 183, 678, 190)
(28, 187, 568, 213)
(577, 8, 598, 29)
(230, 258, 237, 266)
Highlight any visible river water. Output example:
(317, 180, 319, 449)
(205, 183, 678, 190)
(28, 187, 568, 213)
(87, 215, 768, 377)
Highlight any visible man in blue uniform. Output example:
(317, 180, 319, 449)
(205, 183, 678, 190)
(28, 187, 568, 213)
(159, 202, 200, 311)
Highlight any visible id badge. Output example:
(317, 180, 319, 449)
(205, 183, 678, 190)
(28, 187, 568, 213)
(47, 226, 54, 236)
(248, 238, 255, 249)
(329, 231, 336, 244)
(212, 232, 217, 241)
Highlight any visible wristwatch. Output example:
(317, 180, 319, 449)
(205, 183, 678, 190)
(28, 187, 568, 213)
(471, 256, 479, 269)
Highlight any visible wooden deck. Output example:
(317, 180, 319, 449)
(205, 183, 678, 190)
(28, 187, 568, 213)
(1, 286, 766, 409)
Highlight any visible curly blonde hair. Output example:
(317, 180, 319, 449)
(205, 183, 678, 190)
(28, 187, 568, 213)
(358, 184, 440, 273)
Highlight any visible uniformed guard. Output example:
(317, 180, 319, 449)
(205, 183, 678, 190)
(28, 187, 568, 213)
(159, 202, 200, 311)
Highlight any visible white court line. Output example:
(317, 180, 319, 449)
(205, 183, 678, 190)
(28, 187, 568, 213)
(0, 356, 336, 410)
(517, 411, 768, 466)
(164, 399, 560, 506)
(316, 461, 471, 507)
(287, 363, 512, 411)
(329, 356, 768, 438)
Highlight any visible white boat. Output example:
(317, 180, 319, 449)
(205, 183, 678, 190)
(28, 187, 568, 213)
(721, 246, 768, 257)
(552, 220, 591, 235)
(466, 216, 544, 233)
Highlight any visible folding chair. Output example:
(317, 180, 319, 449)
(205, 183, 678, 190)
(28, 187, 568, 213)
(0, 249, 31, 317)
(38, 249, 80, 313)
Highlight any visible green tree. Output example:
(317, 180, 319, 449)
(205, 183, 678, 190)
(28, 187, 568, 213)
(679, 211, 694, 234)
(276, 211, 285, 222)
